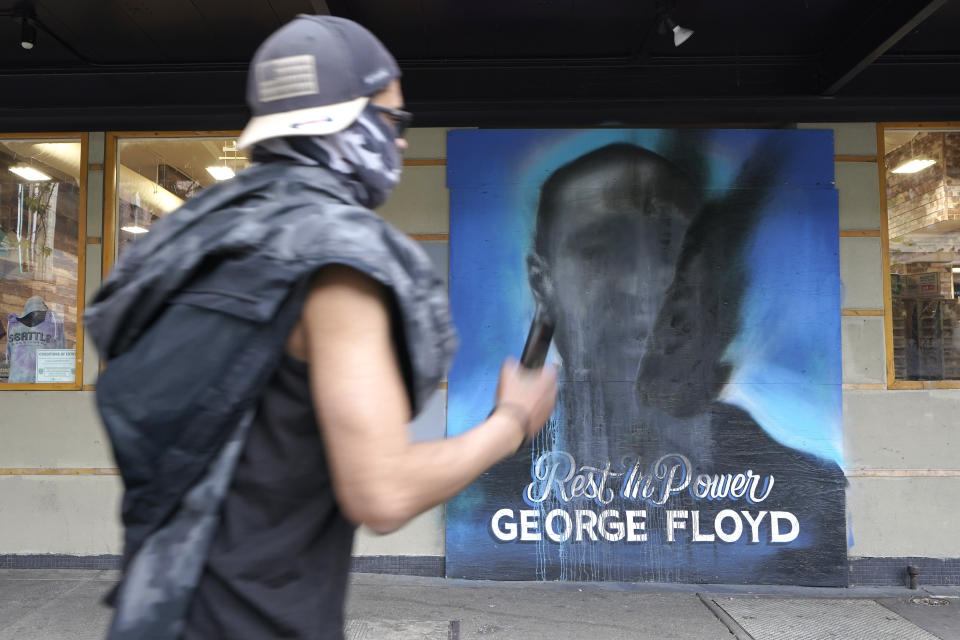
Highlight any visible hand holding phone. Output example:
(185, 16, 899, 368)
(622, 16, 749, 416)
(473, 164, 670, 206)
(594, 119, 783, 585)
(520, 307, 554, 369)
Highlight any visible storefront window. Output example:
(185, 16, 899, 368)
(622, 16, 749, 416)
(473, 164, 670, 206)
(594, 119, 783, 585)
(0, 136, 85, 385)
(883, 126, 960, 382)
(110, 134, 249, 261)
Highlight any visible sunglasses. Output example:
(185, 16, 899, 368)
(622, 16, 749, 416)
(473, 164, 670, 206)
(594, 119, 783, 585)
(370, 105, 413, 139)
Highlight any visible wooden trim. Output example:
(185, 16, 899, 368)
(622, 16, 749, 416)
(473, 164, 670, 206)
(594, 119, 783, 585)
(878, 123, 896, 389)
(888, 380, 924, 390)
(924, 380, 960, 390)
(870, 126, 960, 391)
(410, 233, 449, 242)
(842, 309, 884, 316)
(0, 468, 118, 476)
(88, 163, 104, 171)
(102, 133, 118, 279)
(879, 121, 960, 130)
(842, 383, 886, 390)
(834, 155, 877, 163)
(846, 468, 960, 478)
(76, 133, 88, 387)
(102, 131, 249, 278)
(403, 158, 446, 166)
(0, 133, 87, 391)
(838, 230, 881, 237)
(0, 384, 82, 391)
(885, 379, 960, 389)
(0, 132, 85, 140)
(86, 236, 101, 245)
(438, 381, 447, 390)
(107, 130, 242, 138)
(82, 385, 95, 391)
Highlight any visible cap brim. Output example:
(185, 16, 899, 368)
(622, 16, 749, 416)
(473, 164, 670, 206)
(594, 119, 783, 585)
(237, 96, 369, 149)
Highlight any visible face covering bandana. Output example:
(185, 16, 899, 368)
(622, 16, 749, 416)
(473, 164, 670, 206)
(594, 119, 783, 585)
(252, 103, 402, 209)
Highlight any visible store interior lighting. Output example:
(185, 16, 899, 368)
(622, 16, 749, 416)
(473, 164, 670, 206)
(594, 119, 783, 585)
(891, 158, 936, 174)
(206, 166, 235, 180)
(9, 166, 51, 181)
(120, 225, 150, 234)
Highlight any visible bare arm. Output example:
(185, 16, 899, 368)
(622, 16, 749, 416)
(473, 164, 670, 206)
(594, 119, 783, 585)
(300, 265, 556, 534)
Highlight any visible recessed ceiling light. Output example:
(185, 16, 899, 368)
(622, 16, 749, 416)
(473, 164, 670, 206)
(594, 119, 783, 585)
(9, 166, 51, 181)
(891, 159, 936, 174)
(206, 166, 235, 180)
(120, 225, 150, 234)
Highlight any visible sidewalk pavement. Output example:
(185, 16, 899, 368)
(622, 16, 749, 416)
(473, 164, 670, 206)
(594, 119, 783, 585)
(0, 569, 956, 639)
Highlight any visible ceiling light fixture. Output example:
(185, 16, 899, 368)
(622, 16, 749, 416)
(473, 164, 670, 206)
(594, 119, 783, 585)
(120, 225, 150, 234)
(662, 15, 694, 47)
(206, 166, 235, 181)
(9, 166, 50, 181)
(20, 17, 36, 50)
(891, 159, 936, 174)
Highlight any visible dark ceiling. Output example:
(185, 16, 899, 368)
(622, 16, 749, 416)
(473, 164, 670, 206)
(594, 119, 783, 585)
(0, 0, 958, 131)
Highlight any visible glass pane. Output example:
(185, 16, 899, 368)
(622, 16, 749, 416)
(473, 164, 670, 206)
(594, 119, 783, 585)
(885, 129, 960, 381)
(0, 138, 83, 384)
(114, 136, 250, 259)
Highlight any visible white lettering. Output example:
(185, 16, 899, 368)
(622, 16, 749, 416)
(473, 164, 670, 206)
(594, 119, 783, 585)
(652, 454, 692, 505)
(741, 510, 767, 543)
(770, 511, 799, 543)
(525, 452, 576, 504)
(747, 470, 775, 503)
(545, 509, 571, 543)
(666, 510, 688, 542)
(575, 510, 599, 542)
(715, 509, 743, 543)
(599, 510, 625, 542)
(519, 509, 540, 542)
(491, 508, 517, 542)
(729, 474, 748, 499)
(692, 474, 712, 499)
(626, 510, 647, 542)
(691, 510, 715, 542)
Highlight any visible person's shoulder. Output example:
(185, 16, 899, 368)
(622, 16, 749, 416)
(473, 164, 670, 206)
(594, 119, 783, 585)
(708, 402, 844, 476)
(283, 200, 436, 285)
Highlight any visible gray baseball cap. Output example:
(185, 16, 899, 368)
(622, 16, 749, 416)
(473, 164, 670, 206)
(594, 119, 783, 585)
(238, 15, 400, 149)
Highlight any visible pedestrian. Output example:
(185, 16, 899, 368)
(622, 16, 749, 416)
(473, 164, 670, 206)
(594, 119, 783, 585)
(84, 15, 557, 640)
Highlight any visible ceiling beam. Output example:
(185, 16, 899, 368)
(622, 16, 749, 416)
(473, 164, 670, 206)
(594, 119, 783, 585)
(819, 0, 948, 95)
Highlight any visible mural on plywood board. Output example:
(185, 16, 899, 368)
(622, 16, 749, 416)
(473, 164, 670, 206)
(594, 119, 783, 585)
(445, 129, 847, 585)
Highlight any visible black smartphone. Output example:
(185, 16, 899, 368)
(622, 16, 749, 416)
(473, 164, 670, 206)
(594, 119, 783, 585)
(520, 308, 554, 369)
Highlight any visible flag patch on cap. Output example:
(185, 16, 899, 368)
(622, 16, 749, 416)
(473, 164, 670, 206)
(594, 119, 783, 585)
(256, 55, 320, 102)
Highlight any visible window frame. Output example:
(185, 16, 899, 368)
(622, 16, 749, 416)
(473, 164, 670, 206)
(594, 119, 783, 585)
(878, 121, 960, 390)
(0, 132, 89, 391)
